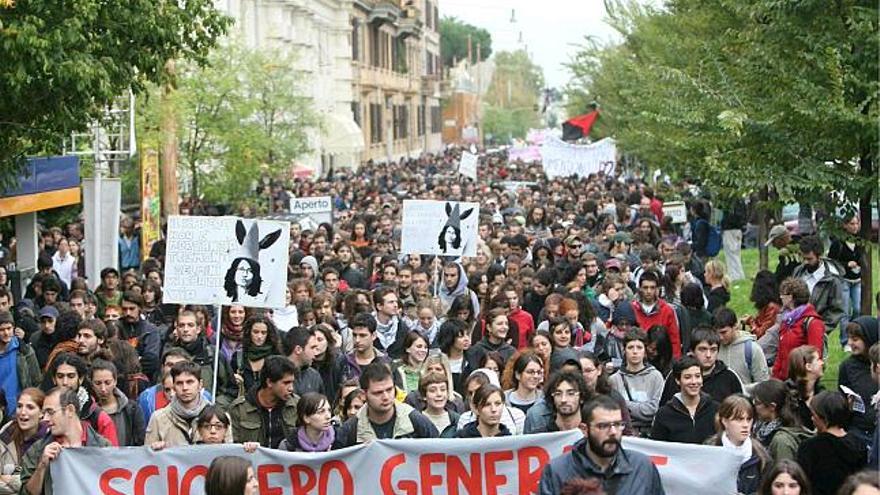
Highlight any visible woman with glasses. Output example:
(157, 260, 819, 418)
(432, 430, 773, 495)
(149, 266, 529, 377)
(501, 350, 544, 415)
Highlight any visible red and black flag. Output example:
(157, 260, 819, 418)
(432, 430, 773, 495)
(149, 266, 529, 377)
(562, 110, 599, 141)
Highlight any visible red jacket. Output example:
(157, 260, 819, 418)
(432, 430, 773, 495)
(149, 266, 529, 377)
(631, 300, 682, 358)
(508, 308, 535, 349)
(772, 304, 824, 380)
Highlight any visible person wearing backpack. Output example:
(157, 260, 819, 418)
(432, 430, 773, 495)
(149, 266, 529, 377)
(792, 235, 845, 346)
(689, 199, 720, 260)
(714, 308, 769, 392)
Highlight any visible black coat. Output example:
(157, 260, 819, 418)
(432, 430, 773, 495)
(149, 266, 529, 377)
(650, 393, 718, 444)
(798, 432, 867, 495)
(660, 360, 742, 406)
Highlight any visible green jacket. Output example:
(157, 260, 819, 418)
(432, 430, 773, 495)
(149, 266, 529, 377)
(19, 425, 111, 495)
(768, 425, 813, 462)
(228, 390, 298, 447)
(16, 341, 41, 390)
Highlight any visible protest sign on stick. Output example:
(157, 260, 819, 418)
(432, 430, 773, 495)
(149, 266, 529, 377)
(458, 151, 478, 180)
(289, 195, 333, 231)
(164, 215, 290, 308)
(401, 200, 479, 257)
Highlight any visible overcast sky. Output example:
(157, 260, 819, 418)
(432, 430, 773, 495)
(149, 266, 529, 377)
(440, 0, 622, 89)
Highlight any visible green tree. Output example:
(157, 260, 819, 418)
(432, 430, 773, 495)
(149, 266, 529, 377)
(566, 0, 877, 310)
(0, 0, 230, 188)
(139, 42, 320, 206)
(483, 50, 544, 142)
(440, 17, 492, 67)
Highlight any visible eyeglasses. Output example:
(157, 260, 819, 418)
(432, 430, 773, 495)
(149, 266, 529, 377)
(591, 421, 625, 432)
(41, 408, 58, 418)
(570, 244, 583, 249)
(551, 390, 580, 398)
(201, 422, 228, 431)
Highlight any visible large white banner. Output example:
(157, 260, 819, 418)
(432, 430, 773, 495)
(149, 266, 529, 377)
(50, 433, 740, 495)
(401, 200, 479, 257)
(540, 136, 617, 178)
(289, 195, 333, 231)
(164, 216, 290, 308)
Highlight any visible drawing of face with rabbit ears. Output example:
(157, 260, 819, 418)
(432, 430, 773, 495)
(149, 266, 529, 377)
(224, 219, 282, 302)
(437, 202, 474, 253)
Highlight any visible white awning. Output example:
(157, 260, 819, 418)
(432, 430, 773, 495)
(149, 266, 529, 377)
(322, 113, 365, 154)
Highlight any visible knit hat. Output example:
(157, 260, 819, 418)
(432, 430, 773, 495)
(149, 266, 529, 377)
(550, 347, 582, 373)
(0, 310, 13, 326)
(612, 301, 637, 326)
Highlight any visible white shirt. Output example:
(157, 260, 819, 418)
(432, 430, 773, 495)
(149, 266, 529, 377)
(52, 251, 76, 289)
(801, 263, 825, 295)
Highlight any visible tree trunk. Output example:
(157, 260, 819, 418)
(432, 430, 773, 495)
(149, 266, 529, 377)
(758, 186, 770, 271)
(160, 59, 180, 216)
(859, 155, 874, 315)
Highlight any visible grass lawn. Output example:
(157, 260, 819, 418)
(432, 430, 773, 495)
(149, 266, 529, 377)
(721, 247, 878, 389)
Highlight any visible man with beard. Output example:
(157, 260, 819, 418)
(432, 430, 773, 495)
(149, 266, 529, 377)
(410, 268, 432, 301)
(793, 235, 845, 334)
(396, 265, 416, 306)
(523, 371, 589, 434)
(119, 291, 161, 380)
(539, 395, 665, 495)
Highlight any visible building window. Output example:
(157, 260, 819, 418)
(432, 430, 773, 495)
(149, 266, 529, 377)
(370, 103, 383, 144)
(352, 102, 361, 126)
(430, 106, 441, 133)
(370, 25, 380, 67)
(351, 19, 360, 61)
(417, 105, 425, 136)
(426, 1, 433, 30)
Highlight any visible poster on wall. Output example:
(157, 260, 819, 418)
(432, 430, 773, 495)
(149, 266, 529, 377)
(401, 200, 479, 257)
(164, 216, 290, 308)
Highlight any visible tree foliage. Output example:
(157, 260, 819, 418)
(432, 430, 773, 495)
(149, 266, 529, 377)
(138, 42, 320, 206)
(566, 0, 878, 309)
(0, 0, 230, 188)
(483, 50, 545, 142)
(565, 0, 878, 210)
(440, 16, 492, 67)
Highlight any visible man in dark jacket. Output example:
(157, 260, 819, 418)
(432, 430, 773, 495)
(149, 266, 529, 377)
(650, 356, 718, 443)
(333, 362, 437, 448)
(523, 370, 588, 434)
(838, 316, 878, 442)
(285, 326, 324, 396)
(119, 291, 161, 380)
(793, 235, 845, 331)
(660, 328, 742, 405)
(228, 356, 298, 449)
(539, 395, 665, 495)
(372, 287, 410, 359)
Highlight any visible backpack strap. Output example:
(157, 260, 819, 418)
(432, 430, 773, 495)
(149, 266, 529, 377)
(744, 339, 753, 375)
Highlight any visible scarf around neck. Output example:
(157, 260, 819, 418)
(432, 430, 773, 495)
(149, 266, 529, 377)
(782, 304, 809, 327)
(246, 342, 276, 362)
(295, 426, 335, 452)
(170, 394, 208, 420)
(754, 419, 781, 445)
(722, 432, 753, 465)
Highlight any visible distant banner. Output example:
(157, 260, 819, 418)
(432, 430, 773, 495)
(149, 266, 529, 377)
(458, 151, 478, 180)
(401, 200, 479, 257)
(140, 148, 162, 259)
(540, 136, 617, 178)
(50, 433, 739, 495)
(289, 195, 333, 231)
(662, 201, 688, 224)
(164, 216, 290, 308)
(508, 146, 542, 164)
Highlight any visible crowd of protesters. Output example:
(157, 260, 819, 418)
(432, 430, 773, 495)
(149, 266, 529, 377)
(0, 147, 877, 495)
